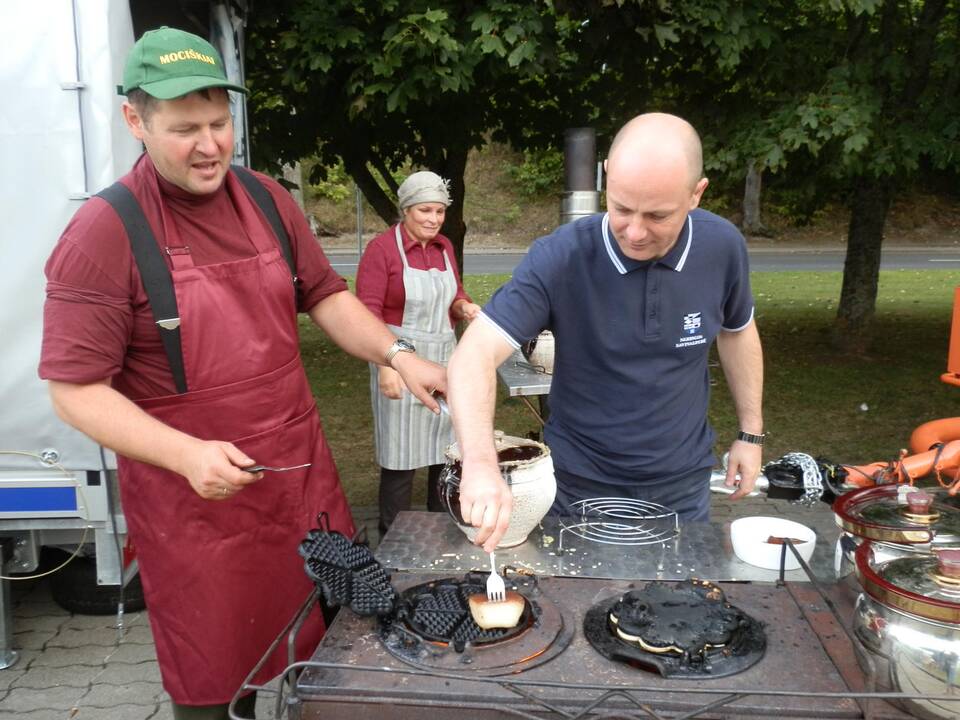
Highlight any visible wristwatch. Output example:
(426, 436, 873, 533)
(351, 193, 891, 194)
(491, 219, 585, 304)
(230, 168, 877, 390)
(736, 430, 766, 446)
(385, 337, 416, 367)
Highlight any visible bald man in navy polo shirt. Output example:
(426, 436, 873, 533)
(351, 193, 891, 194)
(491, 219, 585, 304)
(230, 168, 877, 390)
(448, 113, 765, 552)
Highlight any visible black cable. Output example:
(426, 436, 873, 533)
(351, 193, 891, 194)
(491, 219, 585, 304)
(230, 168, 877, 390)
(928, 442, 947, 486)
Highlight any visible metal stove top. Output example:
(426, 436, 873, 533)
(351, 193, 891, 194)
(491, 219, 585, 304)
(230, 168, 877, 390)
(375, 511, 840, 582)
(295, 574, 912, 720)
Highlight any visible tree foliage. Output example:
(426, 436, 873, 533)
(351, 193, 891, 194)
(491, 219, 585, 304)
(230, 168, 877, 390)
(246, 1, 588, 267)
(247, 0, 959, 345)
(561, 0, 960, 346)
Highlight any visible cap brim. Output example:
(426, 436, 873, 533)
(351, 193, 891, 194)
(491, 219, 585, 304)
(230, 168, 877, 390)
(137, 76, 248, 100)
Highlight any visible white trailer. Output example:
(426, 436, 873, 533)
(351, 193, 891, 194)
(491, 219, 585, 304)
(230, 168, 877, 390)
(0, 0, 248, 668)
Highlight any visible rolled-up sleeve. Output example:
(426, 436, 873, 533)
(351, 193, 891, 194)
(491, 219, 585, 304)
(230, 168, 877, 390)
(40, 232, 134, 384)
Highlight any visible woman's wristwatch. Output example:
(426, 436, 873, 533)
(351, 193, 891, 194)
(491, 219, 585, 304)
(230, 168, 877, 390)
(736, 430, 765, 446)
(385, 337, 416, 367)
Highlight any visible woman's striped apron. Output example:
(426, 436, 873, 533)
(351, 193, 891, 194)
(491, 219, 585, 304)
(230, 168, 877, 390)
(370, 224, 457, 469)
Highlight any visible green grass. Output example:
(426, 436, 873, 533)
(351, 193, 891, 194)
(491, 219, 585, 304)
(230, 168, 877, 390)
(302, 270, 960, 509)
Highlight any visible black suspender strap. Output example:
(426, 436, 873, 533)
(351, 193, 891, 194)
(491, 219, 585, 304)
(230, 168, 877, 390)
(96, 170, 295, 395)
(231, 165, 298, 284)
(97, 182, 189, 394)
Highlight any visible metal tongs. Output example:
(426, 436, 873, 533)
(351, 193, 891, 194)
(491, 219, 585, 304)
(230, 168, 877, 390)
(243, 462, 312, 473)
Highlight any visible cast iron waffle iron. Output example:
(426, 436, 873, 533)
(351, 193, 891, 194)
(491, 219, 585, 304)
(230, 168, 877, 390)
(299, 525, 396, 615)
(298, 520, 549, 658)
(583, 578, 766, 678)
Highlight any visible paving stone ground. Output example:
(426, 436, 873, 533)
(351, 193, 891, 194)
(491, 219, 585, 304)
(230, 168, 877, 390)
(0, 497, 834, 718)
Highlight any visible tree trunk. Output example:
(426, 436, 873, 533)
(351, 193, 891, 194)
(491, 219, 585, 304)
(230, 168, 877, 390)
(436, 142, 471, 276)
(741, 161, 770, 237)
(833, 178, 891, 352)
(370, 154, 400, 196)
(342, 152, 398, 227)
(281, 162, 305, 210)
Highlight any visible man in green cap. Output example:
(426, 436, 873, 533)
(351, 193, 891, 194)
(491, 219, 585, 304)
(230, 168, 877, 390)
(40, 26, 445, 719)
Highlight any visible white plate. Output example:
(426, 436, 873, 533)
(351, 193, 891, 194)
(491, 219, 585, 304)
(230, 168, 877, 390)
(730, 516, 817, 570)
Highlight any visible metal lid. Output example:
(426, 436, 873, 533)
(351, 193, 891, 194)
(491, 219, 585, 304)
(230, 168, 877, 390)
(833, 484, 960, 546)
(855, 541, 960, 624)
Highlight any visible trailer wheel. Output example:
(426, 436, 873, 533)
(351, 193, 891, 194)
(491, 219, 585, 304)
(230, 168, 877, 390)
(48, 551, 146, 615)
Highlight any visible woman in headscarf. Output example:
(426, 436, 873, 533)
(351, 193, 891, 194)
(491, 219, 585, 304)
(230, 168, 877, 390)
(356, 171, 481, 535)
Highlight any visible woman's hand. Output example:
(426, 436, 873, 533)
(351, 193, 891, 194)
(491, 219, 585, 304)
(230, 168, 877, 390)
(378, 366, 405, 399)
(456, 301, 482, 322)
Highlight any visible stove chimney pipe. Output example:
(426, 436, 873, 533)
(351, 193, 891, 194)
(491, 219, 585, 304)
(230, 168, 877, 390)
(560, 127, 601, 225)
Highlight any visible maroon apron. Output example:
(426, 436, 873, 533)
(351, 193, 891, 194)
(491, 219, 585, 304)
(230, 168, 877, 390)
(116, 174, 355, 704)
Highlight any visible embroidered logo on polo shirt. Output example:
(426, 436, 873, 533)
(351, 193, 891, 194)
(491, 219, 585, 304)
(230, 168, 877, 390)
(682, 312, 701, 335)
(676, 312, 707, 348)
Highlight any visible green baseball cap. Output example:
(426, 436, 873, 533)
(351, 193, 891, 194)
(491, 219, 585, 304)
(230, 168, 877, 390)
(120, 26, 247, 99)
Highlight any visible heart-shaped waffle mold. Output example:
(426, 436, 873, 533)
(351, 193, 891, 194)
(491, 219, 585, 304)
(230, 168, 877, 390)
(298, 528, 396, 616)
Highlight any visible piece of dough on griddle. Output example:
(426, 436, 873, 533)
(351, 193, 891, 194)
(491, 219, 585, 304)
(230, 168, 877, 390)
(468, 591, 524, 629)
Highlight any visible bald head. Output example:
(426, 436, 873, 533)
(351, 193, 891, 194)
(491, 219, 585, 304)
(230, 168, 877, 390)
(602, 113, 709, 262)
(607, 113, 703, 191)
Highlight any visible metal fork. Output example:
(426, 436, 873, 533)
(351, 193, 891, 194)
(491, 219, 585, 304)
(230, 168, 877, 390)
(242, 462, 312, 473)
(486, 551, 506, 602)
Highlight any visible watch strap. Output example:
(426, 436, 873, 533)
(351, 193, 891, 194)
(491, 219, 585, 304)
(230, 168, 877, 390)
(737, 430, 765, 446)
(385, 338, 415, 366)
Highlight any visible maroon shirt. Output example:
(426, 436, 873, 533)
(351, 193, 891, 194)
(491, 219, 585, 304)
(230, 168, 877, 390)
(39, 154, 347, 398)
(355, 223, 470, 328)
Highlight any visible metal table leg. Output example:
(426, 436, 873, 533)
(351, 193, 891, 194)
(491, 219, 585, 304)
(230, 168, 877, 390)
(518, 396, 546, 426)
(0, 547, 20, 669)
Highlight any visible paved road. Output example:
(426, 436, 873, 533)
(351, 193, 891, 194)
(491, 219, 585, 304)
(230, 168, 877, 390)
(327, 246, 960, 276)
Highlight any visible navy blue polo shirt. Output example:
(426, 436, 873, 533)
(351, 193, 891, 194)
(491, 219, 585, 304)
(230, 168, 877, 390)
(482, 209, 754, 487)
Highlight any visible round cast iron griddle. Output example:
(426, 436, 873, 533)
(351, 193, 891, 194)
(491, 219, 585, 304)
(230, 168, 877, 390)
(583, 593, 766, 678)
(397, 576, 535, 648)
(378, 574, 574, 676)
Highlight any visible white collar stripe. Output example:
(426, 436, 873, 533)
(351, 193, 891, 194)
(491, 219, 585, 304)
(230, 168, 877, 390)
(601, 213, 627, 275)
(675, 215, 693, 272)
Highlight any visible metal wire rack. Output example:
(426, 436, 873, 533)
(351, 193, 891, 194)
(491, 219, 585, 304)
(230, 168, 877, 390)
(557, 497, 679, 553)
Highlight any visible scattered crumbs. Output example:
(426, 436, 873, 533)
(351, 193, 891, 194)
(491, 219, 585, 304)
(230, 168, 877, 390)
(541, 535, 555, 546)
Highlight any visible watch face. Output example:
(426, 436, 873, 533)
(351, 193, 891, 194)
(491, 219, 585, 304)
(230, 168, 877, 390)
(397, 339, 415, 352)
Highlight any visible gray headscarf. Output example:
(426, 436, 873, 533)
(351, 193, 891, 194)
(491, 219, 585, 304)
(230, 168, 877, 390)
(397, 170, 452, 210)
